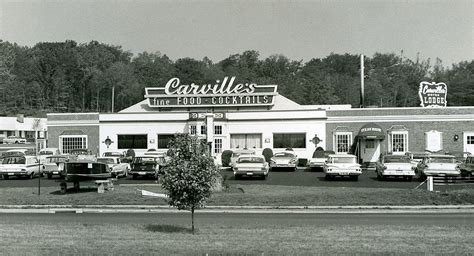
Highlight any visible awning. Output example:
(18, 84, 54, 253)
(358, 123, 385, 140)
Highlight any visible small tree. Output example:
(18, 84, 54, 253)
(160, 134, 220, 233)
(221, 150, 233, 167)
(262, 148, 273, 163)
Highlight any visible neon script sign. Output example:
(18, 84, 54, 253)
(418, 81, 447, 107)
(145, 77, 277, 107)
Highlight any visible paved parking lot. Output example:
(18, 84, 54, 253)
(0, 167, 419, 189)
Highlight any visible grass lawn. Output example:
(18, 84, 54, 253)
(0, 213, 472, 255)
(0, 183, 473, 206)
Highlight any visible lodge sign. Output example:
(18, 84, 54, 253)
(418, 81, 447, 107)
(145, 77, 277, 108)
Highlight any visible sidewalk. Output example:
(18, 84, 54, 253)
(1, 204, 474, 214)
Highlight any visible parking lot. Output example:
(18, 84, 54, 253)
(0, 167, 419, 189)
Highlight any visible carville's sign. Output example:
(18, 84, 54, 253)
(418, 81, 447, 108)
(145, 77, 277, 108)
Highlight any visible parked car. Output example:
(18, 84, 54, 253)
(446, 151, 472, 164)
(405, 152, 430, 166)
(460, 155, 474, 178)
(3, 136, 27, 144)
(230, 149, 255, 169)
(96, 157, 130, 178)
(415, 154, 460, 180)
(42, 155, 67, 179)
(38, 148, 61, 162)
(0, 155, 41, 179)
(307, 150, 335, 170)
(375, 154, 415, 181)
(102, 151, 125, 157)
(129, 156, 160, 179)
(233, 155, 269, 180)
(3, 148, 31, 157)
(323, 154, 362, 180)
(270, 151, 298, 171)
(69, 148, 96, 161)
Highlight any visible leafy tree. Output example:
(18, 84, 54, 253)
(160, 134, 220, 233)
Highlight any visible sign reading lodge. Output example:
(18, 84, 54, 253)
(418, 81, 447, 107)
(145, 77, 277, 108)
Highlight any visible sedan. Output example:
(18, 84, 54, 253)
(376, 154, 415, 181)
(233, 155, 269, 180)
(415, 154, 460, 180)
(323, 154, 362, 181)
(270, 152, 298, 171)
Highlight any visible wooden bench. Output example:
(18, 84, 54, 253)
(95, 178, 117, 193)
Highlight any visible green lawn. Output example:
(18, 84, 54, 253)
(0, 184, 473, 206)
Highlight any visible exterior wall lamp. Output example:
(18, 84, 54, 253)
(453, 134, 459, 142)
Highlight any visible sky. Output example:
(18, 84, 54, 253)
(0, 0, 473, 67)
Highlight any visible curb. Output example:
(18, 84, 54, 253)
(1, 204, 474, 214)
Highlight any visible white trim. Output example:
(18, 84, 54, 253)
(333, 131, 352, 153)
(388, 130, 409, 154)
(59, 135, 88, 154)
(327, 114, 474, 123)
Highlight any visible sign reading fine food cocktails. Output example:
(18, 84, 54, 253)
(418, 81, 447, 107)
(145, 77, 277, 108)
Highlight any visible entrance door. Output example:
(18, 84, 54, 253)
(360, 139, 380, 163)
(463, 132, 474, 154)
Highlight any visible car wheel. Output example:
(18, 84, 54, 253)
(406, 176, 413, 182)
(234, 174, 241, 180)
(132, 174, 137, 180)
(351, 176, 359, 181)
(261, 175, 266, 180)
(29, 172, 34, 179)
(324, 175, 331, 181)
(111, 173, 117, 178)
(293, 166, 297, 172)
(3, 175, 9, 180)
(47, 174, 52, 179)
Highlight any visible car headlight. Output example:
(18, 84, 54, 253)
(233, 167, 238, 171)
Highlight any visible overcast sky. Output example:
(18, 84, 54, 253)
(1, 0, 472, 66)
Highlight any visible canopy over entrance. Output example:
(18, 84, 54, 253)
(358, 123, 385, 140)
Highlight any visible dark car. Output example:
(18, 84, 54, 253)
(129, 156, 160, 179)
(460, 155, 474, 178)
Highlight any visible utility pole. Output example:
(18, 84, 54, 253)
(111, 86, 115, 113)
(360, 54, 365, 108)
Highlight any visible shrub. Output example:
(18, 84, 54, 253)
(262, 148, 273, 163)
(221, 150, 233, 167)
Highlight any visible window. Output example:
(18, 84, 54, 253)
(334, 132, 352, 153)
(190, 125, 197, 135)
(214, 138, 222, 154)
(273, 133, 306, 148)
(118, 134, 147, 149)
(390, 132, 408, 153)
(467, 136, 474, 145)
(158, 134, 174, 149)
(60, 135, 87, 154)
(230, 134, 262, 149)
(200, 126, 206, 135)
(214, 125, 222, 135)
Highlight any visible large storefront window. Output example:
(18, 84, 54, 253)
(158, 134, 174, 149)
(230, 134, 262, 149)
(334, 132, 352, 153)
(118, 134, 147, 149)
(273, 133, 306, 148)
(60, 135, 87, 154)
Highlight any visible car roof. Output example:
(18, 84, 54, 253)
(40, 148, 59, 151)
(238, 155, 264, 159)
(328, 154, 356, 158)
(429, 154, 455, 158)
(233, 149, 255, 153)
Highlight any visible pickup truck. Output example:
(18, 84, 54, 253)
(96, 157, 130, 178)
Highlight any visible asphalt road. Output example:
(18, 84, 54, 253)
(0, 167, 420, 189)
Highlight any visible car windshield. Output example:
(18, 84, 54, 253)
(313, 150, 335, 158)
(2, 156, 26, 164)
(46, 157, 66, 163)
(238, 157, 264, 163)
(39, 151, 54, 155)
(133, 157, 156, 163)
(384, 156, 410, 163)
(71, 149, 88, 155)
(232, 152, 253, 157)
(103, 152, 121, 157)
(274, 153, 295, 158)
(331, 157, 355, 164)
(428, 157, 455, 163)
(97, 158, 115, 164)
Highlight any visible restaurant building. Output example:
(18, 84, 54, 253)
(47, 78, 474, 166)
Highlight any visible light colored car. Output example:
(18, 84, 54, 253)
(96, 157, 130, 178)
(0, 155, 41, 179)
(323, 154, 362, 180)
(376, 154, 415, 181)
(308, 150, 335, 170)
(415, 154, 460, 180)
(42, 155, 67, 179)
(233, 155, 270, 179)
(230, 149, 256, 169)
(3, 136, 27, 144)
(270, 151, 298, 171)
(38, 148, 61, 162)
(102, 151, 125, 157)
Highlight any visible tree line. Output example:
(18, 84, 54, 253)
(0, 40, 473, 116)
